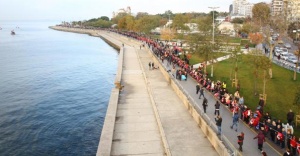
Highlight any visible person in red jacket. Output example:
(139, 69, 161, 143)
(290, 135, 297, 156)
(237, 132, 244, 152)
(297, 137, 300, 156)
(254, 130, 266, 151)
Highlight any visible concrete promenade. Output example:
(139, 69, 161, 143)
(102, 32, 218, 155)
(50, 26, 282, 156)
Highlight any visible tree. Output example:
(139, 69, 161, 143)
(160, 28, 176, 41)
(241, 22, 260, 34)
(248, 49, 271, 96)
(231, 18, 245, 24)
(197, 16, 212, 35)
(111, 12, 128, 24)
(134, 15, 160, 34)
(252, 2, 271, 27)
(249, 33, 263, 46)
(231, 46, 242, 88)
(294, 44, 300, 81)
(100, 16, 109, 21)
(172, 14, 189, 31)
(293, 85, 300, 115)
(117, 15, 135, 31)
(135, 12, 149, 19)
(159, 18, 168, 27)
(288, 22, 300, 40)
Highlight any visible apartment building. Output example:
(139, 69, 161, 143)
(271, 0, 284, 16)
(232, 0, 253, 17)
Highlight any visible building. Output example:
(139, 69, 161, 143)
(112, 6, 131, 18)
(231, 0, 254, 18)
(271, 0, 284, 16)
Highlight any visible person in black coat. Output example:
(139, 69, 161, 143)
(196, 83, 200, 94)
(202, 97, 208, 113)
(287, 109, 295, 125)
(215, 115, 222, 135)
(214, 101, 220, 116)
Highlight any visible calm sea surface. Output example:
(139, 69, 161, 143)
(0, 21, 118, 156)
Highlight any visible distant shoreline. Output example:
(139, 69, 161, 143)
(49, 26, 101, 37)
(49, 26, 120, 50)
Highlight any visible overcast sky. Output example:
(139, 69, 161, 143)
(0, 0, 268, 21)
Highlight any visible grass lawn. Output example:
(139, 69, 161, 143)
(201, 55, 300, 137)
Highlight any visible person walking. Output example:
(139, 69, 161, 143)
(287, 109, 295, 125)
(214, 101, 220, 116)
(148, 62, 151, 70)
(261, 151, 267, 156)
(290, 135, 297, 156)
(202, 97, 208, 113)
(283, 148, 292, 156)
(151, 62, 154, 70)
(237, 132, 244, 152)
(231, 112, 239, 132)
(196, 83, 200, 94)
(253, 130, 266, 151)
(215, 115, 222, 135)
(198, 87, 205, 99)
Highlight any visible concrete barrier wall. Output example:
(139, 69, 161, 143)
(148, 48, 232, 156)
(96, 47, 124, 156)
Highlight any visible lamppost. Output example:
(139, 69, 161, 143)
(168, 13, 171, 43)
(208, 7, 219, 77)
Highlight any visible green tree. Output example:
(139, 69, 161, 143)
(230, 46, 242, 88)
(172, 14, 189, 31)
(111, 13, 128, 24)
(231, 18, 245, 24)
(197, 16, 212, 35)
(293, 85, 300, 115)
(248, 50, 271, 96)
(135, 12, 149, 19)
(100, 16, 109, 21)
(134, 15, 160, 34)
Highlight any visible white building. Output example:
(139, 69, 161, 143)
(112, 6, 131, 18)
(271, 0, 284, 16)
(232, 0, 254, 17)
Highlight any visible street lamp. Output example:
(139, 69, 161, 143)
(208, 7, 219, 77)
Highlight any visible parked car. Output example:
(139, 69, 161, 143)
(287, 57, 298, 64)
(286, 53, 295, 58)
(280, 48, 288, 53)
(284, 43, 292, 49)
(280, 52, 289, 60)
(274, 49, 282, 56)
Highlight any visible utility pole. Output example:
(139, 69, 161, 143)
(208, 7, 219, 77)
(168, 13, 171, 43)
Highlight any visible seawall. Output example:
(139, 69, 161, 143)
(50, 27, 232, 156)
(49, 26, 120, 50)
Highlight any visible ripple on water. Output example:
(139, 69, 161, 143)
(0, 21, 118, 156)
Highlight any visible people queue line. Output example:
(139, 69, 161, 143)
(109, 29, 300, 156)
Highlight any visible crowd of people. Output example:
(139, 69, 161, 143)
(110, 29, 300, 156)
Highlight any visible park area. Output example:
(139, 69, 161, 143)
(188, 52, 300, 137)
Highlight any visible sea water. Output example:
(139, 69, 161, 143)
(0, 21, 118, 156)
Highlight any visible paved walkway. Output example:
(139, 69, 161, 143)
(158, 51, 282, 156)
(103, 32, 218, 156)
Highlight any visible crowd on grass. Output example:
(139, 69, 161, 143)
(110, 29, 300, 156)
